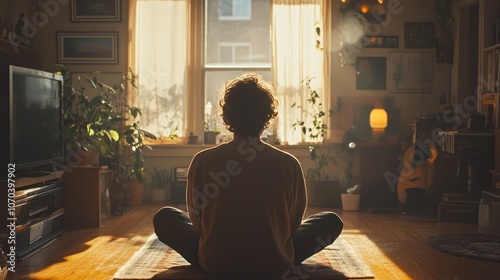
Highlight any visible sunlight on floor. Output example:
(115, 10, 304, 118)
(26, 232, 152, 280)
(341, 229, 412, 279)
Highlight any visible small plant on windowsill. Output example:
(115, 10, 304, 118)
(264, 117, 280, 145)
(203, 101, 220, 144)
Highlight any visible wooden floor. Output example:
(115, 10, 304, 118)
(7, 203, 500, 280)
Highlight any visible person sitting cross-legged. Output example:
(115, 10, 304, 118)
(153, 73, 343, 278)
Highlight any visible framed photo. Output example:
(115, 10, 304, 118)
(362, 36, 399, 48)
(404, 22, 435, 48)
(389, 51, 433, 92)
(57, 32, 118, 64)
(71, 0, 121, 22)
(356, 57, 387, 90)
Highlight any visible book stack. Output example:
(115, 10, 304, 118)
(440, 131, 494, 155)
(438, 193, 480, 223)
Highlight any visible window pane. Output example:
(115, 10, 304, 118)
(219, 0, 233, 16)
(218, 0, 251, 20)
(234, 0, 251, 17)
(206, 0, 270, 66)
(219, 45, 233, 63)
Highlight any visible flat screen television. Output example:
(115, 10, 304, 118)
(1, 64, 64, 176)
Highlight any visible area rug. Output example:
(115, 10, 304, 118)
(113, 234, 374, 280)
(427, 233, 500, 262)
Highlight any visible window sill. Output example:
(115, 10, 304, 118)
(143, 142, 315, 158)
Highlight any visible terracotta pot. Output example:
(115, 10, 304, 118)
(150, 188, 169, 203)
(125, 179, 145, 205)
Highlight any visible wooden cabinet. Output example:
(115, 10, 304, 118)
(355, 141, 403, 208)
(63, 166, 112, 228)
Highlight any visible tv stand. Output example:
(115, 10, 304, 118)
(0, 171, 65, 260)
(19, 171, 53, 178)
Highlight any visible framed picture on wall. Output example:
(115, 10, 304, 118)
(356, 57, 387, 90)
(71, 0, 121, 22)
(57, 32, 118, 64)
(362, 36, 399, 48)
(389, 51, 433, 92)
(404, 22, 435, 48)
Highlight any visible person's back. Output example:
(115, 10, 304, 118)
(153, 73, 343, 279)
(188, 140, 306, 276)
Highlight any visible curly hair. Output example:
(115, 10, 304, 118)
(219, 73, 278, 137)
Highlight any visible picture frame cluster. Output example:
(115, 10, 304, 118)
(58, 0, 121, 65)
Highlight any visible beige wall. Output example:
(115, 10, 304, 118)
(4, 0, 451, 140)
(0, 0, 130, 85)
(2, 0, 457, 180)
(330, 0, 451, 140)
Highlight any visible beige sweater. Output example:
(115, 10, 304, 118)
(187, 139, 307, 277)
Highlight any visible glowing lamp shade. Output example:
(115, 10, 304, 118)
(360, 4, 370, 13)
(369, 108, 388, 129)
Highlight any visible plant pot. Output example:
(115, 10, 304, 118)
(143, 186, 150, 202)
(341, 193, 360, 211)
(110, 192, 124, 215)
(204, 131, 220, 144)
(266, 134, 278, 144)
(125, 179, 145, 205)
(150, 188, 169, 203)
(307, 180, 342, 207)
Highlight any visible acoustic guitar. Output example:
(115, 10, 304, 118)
(397, 143, 437, 204)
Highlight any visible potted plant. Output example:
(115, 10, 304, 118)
(265, 117, 280, 145)
(114, 70, 157, 205)
(58, 66, 122, 166)
(292, 77, 344, 207)
(148, 167, 172, 203)
(58, 66, 157, 210)
(341, 184, 361, 211)
(203, 101, 220, 144)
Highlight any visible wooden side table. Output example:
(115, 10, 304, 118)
(355, 141, 403, 208)
(64, 166, 112, 228)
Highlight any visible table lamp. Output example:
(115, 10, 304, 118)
(369, 108, 387, 141)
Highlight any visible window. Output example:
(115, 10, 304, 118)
(205, 0, 271, 136)
(132, 0, 327, 144)
(218, 43, 252, 64)
(218, 0, 252, 20)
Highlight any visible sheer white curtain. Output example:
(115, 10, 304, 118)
(271, 0, 329, 144)
(132, 0, 188, 138)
